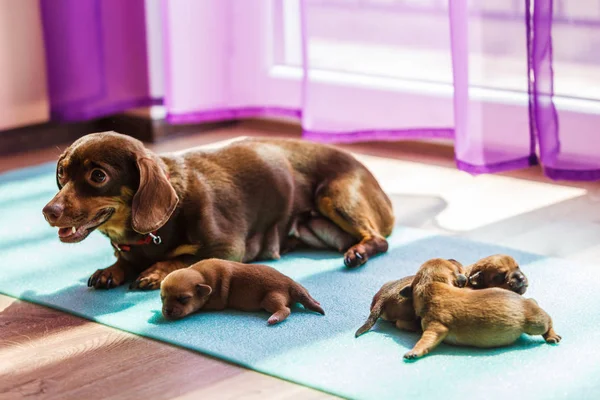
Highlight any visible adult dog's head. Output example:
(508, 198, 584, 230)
(42, 131, 178, 243)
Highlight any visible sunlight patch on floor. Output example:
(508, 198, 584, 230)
(354, 153, 586, 232)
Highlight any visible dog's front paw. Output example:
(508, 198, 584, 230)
(129, 270, 166, 290)
(343, 245, 368, 268)
(88, 265, 125, 289)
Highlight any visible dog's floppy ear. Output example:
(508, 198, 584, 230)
(196, 284, 212, 297)
(399, 284, 413, 298)
(131, 156, 179, 234)
(55, 154, 66, 189)
(468, 271, 483, 287)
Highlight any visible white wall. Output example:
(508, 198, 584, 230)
(0, 0, 49, 131)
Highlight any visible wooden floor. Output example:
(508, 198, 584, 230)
(1, 120, 599, 399)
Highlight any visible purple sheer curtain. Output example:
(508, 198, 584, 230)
(40, 0, 600, 181)
(40, 0, 160, 121)
(534, 0, 600, 180)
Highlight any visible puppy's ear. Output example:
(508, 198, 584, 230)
(447, 259, 463, 268)
(468, 271, 483, 287)
(399, 284, 413, 298)
(131, 156, 179, 234)
(196, 284, 212, 298)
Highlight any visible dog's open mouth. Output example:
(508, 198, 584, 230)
(57, 208, 115, 243)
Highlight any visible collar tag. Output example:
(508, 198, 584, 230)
(149, 232, 162, 245)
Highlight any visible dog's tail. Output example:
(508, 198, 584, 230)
(355, 298, 384, 338)
(290, 284, 325, 315)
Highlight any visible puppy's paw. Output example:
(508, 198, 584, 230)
(544, 333, 562, 344)
(403, 351, 420, 361)
(267, 316, 280, 325)
(343, 245, 368, 268)
(88, 266, 125, 289)
(130, 271, 165, 291)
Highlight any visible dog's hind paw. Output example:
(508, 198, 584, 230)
(544, 333, 562, 344)
(343, 246, 368, 268)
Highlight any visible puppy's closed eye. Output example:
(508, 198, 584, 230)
(492, 272, 506, 285)
(177, 296, 191, 305)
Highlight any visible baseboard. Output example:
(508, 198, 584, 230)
(0, 113, 239, 156)
(0, 120, 102, 156)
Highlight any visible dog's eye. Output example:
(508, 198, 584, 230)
(90, 169, 107, 184)
(177, 296, 191, 305)
(57, 165, 64, 179)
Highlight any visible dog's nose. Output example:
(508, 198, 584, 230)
(164, 307, 174, 317)
(513, 273, 526, 286)
(42, 203, 64, 224)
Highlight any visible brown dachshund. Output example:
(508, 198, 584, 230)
(401, 258, 560, 360)
(160, 258, 324, 323)
(42, 131, 394, 290)
(355, 255, 528, 337)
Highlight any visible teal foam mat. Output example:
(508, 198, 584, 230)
(1, 163, 598, 399)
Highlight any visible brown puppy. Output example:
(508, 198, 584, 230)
(400, 258, 561, 360)
(467, 254, 528, 294)
(160, 259, 324, 324)
(42, 132, 394, 290)
(355, 255, 528, 337)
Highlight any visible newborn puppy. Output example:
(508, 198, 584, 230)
(355, 259, 464, 337)
(160, 259, 324, 324)
(401, 258, 560, 360)
(355, 255, 528, 337)
(467, 254, 528, 294)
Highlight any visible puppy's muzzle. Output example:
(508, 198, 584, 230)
(163, 307, 182, 320)
(508, 272, 528, 294)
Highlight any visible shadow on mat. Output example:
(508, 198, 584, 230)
(15, 285, 142, 319)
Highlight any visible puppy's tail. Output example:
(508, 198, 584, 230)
(355, 299, 384, 338)
(290, 284, 325, 315)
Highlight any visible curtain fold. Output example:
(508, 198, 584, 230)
(162, 0, 301, 124)
(533, 0, 600, 180)
(40, 0, 159, 121)
(38, 0, 600, 181)
(451, 0, 538, 174)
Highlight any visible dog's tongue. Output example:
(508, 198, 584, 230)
(58, 227, 75, 238)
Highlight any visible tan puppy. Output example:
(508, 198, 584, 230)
(355, 255, 528, 337)
(400, 258, 561, 360)
(467, 254, 528, 294)
(160, 259, 324, 324)
(355, 259, 465, 337)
